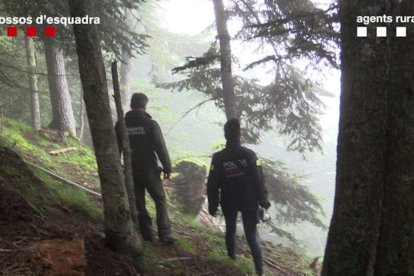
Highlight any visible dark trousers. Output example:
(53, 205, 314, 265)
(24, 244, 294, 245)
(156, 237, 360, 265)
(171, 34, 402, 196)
(133, 168, 171, 239)
(222, 206, 263, 274)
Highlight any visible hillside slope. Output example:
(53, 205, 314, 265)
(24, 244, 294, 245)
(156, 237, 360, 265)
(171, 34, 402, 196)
(0, 119, 319, 275)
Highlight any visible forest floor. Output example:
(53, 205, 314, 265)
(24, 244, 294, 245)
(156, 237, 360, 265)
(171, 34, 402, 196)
(0, 118, 319, 275)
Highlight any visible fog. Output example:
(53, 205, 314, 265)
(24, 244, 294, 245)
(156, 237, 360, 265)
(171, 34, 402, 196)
(141, 0, 341, 255)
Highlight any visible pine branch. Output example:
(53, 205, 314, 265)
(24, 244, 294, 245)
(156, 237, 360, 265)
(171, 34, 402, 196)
(246, 4, 338, 29)
(165, 98, 214, 136)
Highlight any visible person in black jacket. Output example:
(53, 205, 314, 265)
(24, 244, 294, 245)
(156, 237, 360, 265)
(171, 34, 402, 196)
(115, 93, 176, 243)
(207, 118, 270, 275)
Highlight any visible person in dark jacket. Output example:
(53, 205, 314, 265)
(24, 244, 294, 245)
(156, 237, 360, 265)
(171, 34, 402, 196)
(207, 118, 270, 275)
(115, 93, 176, 243)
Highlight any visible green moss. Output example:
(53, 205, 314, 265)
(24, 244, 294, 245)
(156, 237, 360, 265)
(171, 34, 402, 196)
(24, 184, 43, 208)
(1, 165, 20, 176)
(55, 153, 96, 173)
(176, 235, 196, 255)
(3, 128, 43, 157)
(138, 245, 160, 271)
(207, 249, 255, 274)
(1, 118, 100, 187)
(182, 214, 202, 229)
(3, 118, 31, 132)
(55, 184, 102, 220)
(30, 167, 103, 220)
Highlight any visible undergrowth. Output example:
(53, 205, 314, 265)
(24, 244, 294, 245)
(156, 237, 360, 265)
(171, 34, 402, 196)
(0, 118, 101, 220)
(0, 118, 317, 275)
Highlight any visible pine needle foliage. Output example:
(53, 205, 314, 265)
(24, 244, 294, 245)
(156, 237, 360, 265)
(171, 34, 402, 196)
(160, 0, 338, 153)
(261, 158, 325, 228)
(159, 43, 325, 152)
(0, 0, 149, 57)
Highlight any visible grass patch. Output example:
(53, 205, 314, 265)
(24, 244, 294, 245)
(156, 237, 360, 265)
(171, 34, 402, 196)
(30, 167, 103, 220)
(1, 118, 100, 187)
(207, 249, 255, 274)
(168, 206, 255, 273)
(60, 137, 97, 170)
(176, 235, 196, 255)
(1, 119, 51, 163)
(138, 245, 160, 271)
(0, 118, 103, 220)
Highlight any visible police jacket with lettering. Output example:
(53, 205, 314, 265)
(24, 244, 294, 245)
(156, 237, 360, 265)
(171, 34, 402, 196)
(207, 141, 269, 211)
(115, 110, 172, 174)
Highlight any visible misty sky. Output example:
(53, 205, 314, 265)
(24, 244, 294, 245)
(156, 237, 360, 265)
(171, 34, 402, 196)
(157, 0, 340, 254)
(158, 0, 340, 205)
(159, 0, 341, 120)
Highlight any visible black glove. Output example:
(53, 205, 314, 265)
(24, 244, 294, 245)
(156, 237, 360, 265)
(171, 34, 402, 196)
(260, 200, 271, 210)
(208, 205, 218, 217)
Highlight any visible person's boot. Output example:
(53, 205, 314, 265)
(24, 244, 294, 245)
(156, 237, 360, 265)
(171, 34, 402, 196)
(159, 233, 177, 244)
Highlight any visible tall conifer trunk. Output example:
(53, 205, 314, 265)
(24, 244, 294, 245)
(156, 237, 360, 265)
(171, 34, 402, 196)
(212, 0, 238, 119)
(68, 0, 143, 254)
(374, 0, 414, 273)
(323, 0, 414, 274)
(25, 37, 41, 131)
(44, 42, 76, 136)
(120, 10, 134, 110)
(322, 3, 388, 273)
(120, 49, 132, 110)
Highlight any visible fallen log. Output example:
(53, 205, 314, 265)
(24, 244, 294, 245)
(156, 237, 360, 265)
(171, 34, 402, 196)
(263, 258, 290, 274)
(49, 147, 77, 155)
(23, 159, 101, 198)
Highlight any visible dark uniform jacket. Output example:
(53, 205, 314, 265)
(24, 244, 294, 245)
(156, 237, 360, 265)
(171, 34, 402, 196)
(115, 110, 172, 174)
(207, 141, 269, 212)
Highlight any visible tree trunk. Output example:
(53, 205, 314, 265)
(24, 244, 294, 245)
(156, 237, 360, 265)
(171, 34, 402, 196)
(111, 61, 140, 233)
(120, 10, 134, 110)
(69, 0, 143, 255)
(322, 1, 389, 274)
(25, 37, 41, 131)
(374, 1, 414, 273)
(323, 1, 414, 274)
(78, 87, 85, 141)
(44, 42, 77, 136)
(212, 0, 238, 119)
(120, 49, 132, 110)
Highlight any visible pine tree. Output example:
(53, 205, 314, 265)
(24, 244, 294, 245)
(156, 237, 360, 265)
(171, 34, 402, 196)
(44, 41, 77, 136)
(162, 0, 337, 152)
(323, 0, 414, 274)
(24, 37, 41, 131)
(69, 0, 143, 255)
(212, 0, 238, 119)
